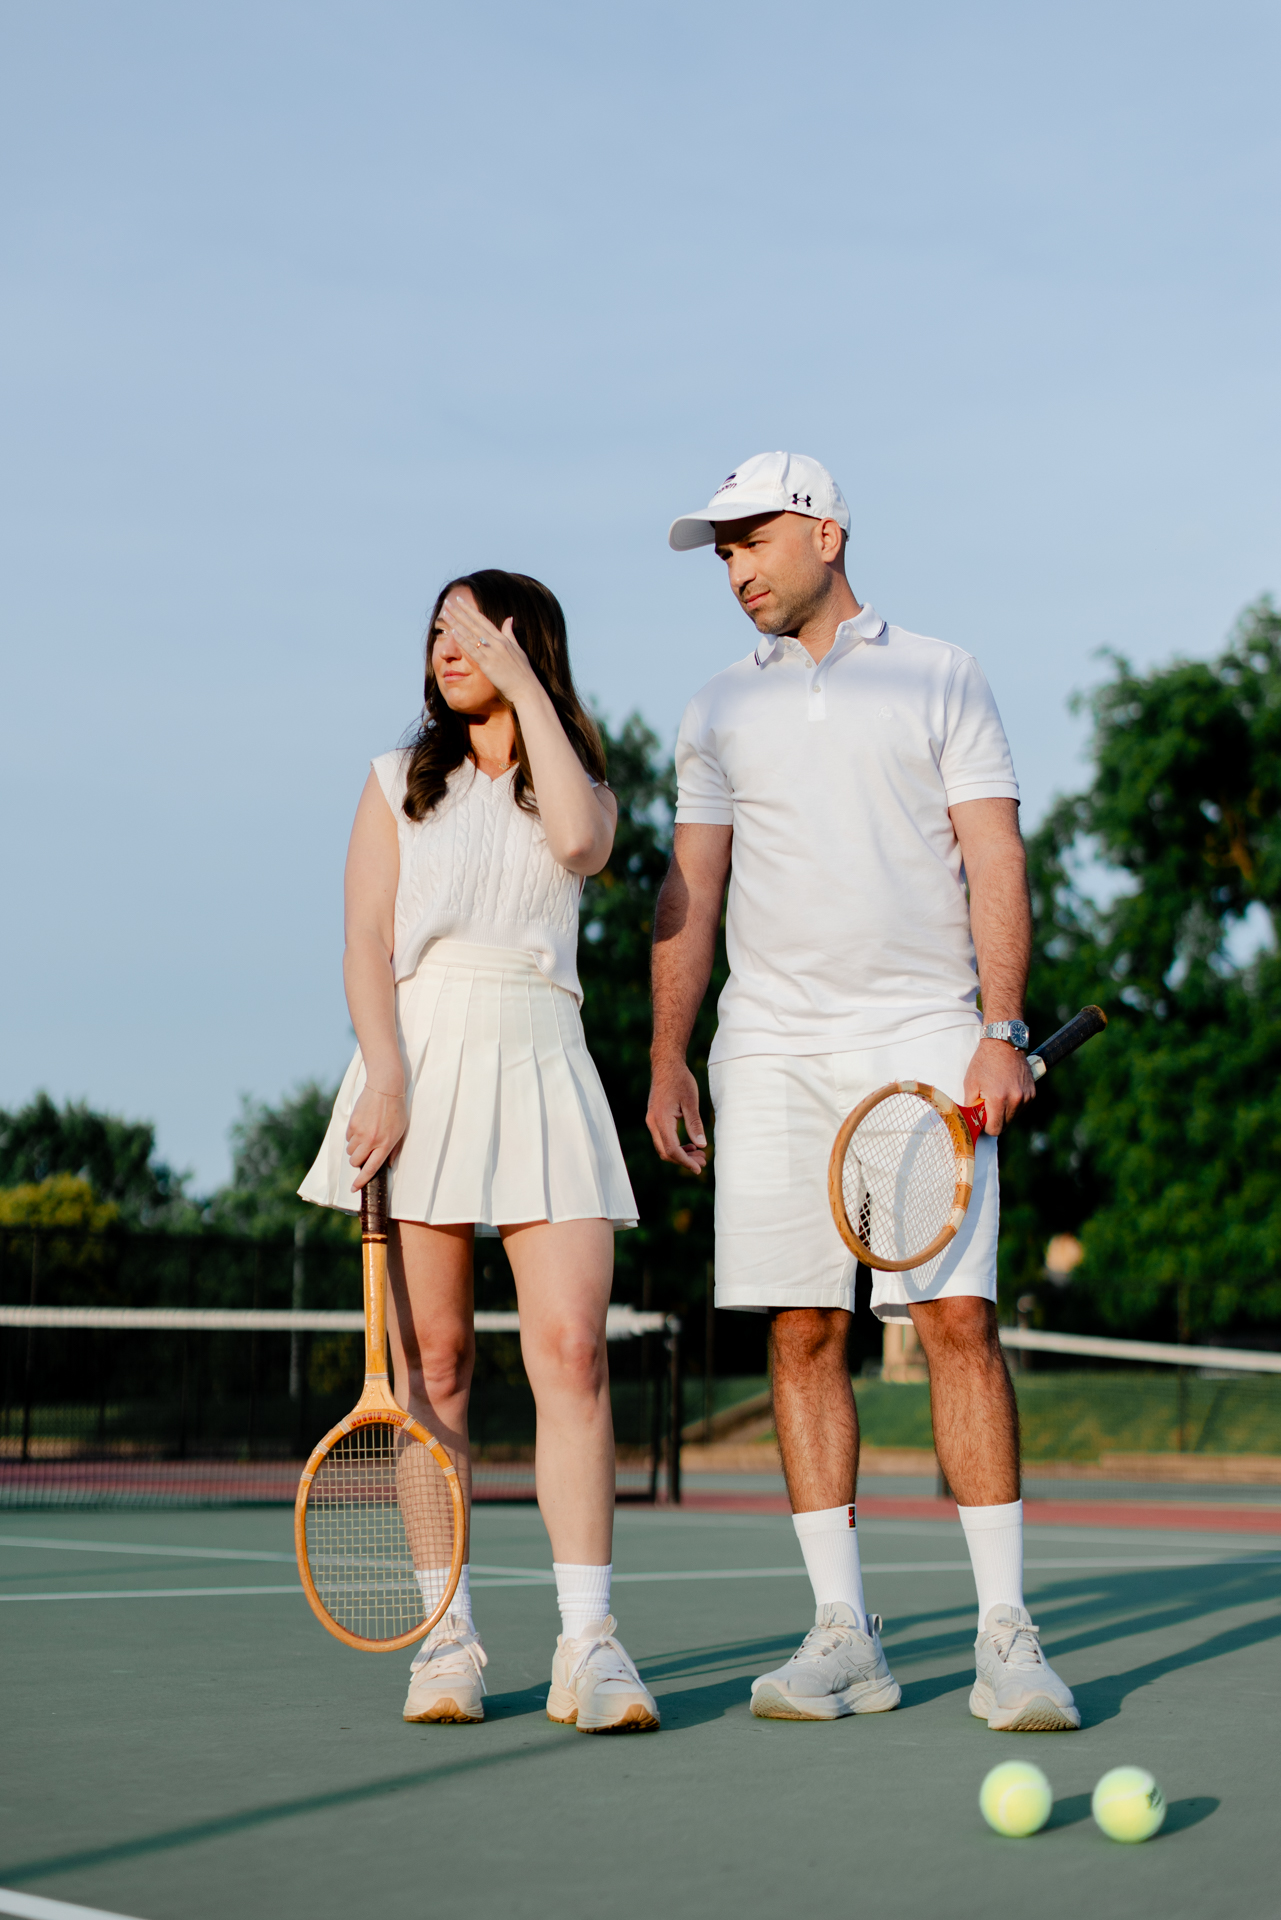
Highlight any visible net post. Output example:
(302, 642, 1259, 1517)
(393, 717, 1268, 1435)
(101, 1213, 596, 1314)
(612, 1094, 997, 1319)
(665, 1315, 682, 1506)
(290, 1219, 307, 1403)
(702, 1261, 715, 1442)
(642, 1267, 660, 1504)
(21, 1229, 39, 1465)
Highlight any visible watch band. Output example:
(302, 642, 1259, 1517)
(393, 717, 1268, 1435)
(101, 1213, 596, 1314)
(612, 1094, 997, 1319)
(980, 1020, 1030, 1050)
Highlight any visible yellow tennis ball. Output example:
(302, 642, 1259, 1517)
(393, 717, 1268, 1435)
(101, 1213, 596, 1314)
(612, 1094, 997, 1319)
(979, 1761, 1053, 1838)
(1091, 1766, 1167, 1843)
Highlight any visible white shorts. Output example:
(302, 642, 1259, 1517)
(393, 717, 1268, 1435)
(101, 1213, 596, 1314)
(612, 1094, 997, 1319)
(708, 1026, 999, 1321)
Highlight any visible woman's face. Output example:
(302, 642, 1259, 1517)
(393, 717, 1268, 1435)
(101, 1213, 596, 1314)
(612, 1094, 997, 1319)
(430, 588, 503, 715)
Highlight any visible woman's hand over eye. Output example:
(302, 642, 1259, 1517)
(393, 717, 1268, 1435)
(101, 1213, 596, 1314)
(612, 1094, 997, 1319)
(436, 594, 538, 704)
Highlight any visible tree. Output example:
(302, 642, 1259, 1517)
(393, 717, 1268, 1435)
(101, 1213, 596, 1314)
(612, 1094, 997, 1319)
(0, 1092, 186, 1226)
(204, 1081, 354, 1242)
(0, 1173, 119, 1232)
(998, 599, 1281, 1339)
(577, 715, 727, 1309)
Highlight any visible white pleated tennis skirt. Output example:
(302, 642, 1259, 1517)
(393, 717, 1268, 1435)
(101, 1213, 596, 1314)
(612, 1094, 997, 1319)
(299, 940, 638, 1230)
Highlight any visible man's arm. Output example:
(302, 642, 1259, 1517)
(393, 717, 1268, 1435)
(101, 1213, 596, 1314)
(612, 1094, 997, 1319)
(949, 796, 1036, 1135)
(647, 823, 733, 1171)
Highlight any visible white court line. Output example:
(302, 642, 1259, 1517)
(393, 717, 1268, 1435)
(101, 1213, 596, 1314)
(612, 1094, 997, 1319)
(0, 1586, 301, 1603)
(0, 1889, 145, 1919)
(0, 1535, 295, 1563)
(3, 1553, 1277, 1603)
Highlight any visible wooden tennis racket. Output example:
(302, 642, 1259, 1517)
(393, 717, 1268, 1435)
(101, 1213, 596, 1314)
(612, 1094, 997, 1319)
(828, 1006, 1107, 1273)
(294, 1167, 465, 1651)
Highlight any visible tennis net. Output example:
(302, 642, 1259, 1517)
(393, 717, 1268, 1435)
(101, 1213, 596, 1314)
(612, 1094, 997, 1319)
(0, 1226, 682, 1508)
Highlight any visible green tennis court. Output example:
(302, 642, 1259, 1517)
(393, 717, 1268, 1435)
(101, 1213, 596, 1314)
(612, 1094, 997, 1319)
(3, 1494, 1278, 1920)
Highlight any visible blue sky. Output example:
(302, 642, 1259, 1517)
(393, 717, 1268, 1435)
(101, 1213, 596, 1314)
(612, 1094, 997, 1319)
(2, 0, 1278, 1189)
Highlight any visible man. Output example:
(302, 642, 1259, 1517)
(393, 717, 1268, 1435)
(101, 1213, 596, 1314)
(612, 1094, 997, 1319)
(647, 451, 1078, 1732)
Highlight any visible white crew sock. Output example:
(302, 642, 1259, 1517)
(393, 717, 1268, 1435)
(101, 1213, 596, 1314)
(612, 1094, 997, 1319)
(553, 1562, 612, 1639)
(414, 1564, 474, 1634)
(957, 1499, 1025, 1628)
(792, 1504, 867, 1630)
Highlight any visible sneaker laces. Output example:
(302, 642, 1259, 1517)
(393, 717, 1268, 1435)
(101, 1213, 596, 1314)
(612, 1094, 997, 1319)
(414, 1618, 487, 1678)
(792, 1607, 876, 1665)
(792, 1623, 851, 1664)
(989, 1617, 1045, 1671)
(565, 1619, 642, 1689)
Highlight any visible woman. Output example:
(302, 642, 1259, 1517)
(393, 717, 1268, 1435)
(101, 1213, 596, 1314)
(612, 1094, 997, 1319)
(300, 571, 658, 1733)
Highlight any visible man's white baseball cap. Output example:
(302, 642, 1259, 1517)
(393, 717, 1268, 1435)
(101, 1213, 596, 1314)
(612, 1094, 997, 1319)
(668, 451, 850, 551)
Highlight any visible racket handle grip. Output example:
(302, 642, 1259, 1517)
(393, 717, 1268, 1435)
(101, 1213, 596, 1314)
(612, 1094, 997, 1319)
(361, 1165, 389, 1239)
(1027, 1004, 1107, 1078)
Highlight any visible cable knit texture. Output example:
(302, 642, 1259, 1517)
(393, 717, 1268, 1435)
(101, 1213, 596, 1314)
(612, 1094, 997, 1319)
(374, 750, 584, 1001)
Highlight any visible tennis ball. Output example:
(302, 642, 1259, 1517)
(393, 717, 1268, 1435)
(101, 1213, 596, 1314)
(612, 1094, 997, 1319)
(1091, 1766, 1166, 1843)
(979, 1761, 1053, 1838)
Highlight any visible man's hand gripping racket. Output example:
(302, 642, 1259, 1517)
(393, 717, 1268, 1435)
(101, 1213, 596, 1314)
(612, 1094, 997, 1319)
(828, 1006, 1107, 1273)
(294, 1168, 466, 1650)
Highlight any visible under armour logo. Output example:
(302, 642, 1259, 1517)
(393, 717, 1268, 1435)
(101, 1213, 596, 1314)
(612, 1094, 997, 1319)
(791, 492, 813, 508)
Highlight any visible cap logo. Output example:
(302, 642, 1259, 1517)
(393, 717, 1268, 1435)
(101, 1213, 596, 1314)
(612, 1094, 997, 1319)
(711, 472, 738, 497)
(791, 491, 813, 508)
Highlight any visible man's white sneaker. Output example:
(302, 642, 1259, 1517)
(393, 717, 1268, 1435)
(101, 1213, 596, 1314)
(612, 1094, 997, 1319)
(970, 1604, 1080, 1731)
(402, 1616, 488, 1723)
(750, 1602, 901, 1720)
(546, 1615, 660, 1732)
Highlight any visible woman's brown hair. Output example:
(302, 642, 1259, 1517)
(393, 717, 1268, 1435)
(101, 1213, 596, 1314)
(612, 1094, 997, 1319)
(403, 570, 606, 822)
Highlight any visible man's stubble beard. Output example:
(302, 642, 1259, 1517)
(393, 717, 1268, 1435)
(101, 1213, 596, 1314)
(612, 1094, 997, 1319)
(744, 571, 832, 637)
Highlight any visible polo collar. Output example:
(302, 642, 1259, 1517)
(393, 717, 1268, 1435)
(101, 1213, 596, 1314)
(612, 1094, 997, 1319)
(754, 603, 886, 667)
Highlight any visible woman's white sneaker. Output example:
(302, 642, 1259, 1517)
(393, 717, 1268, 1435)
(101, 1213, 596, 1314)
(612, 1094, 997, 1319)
(403, 1616, 488, 1723)
(547, 1615, 660, 1732)
(751, 1602, 901, 1720)
(970, 1604, 1080, 1731)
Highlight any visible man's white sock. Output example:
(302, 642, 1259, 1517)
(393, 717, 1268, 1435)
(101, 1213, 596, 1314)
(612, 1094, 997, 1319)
(414, 1563, 474, 1634)
(553, 1562, 612, 1639)
(792, 1504, 867, 1630)
(957, 1499, 1024, 1628)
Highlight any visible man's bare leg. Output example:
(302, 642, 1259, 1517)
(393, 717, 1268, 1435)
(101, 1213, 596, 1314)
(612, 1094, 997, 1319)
(910, 1297, 1019, 1504)
(770, 1307, 858, 1510)
(749, 1306, 899, 1719)
(912, 1295, 1079, 1728)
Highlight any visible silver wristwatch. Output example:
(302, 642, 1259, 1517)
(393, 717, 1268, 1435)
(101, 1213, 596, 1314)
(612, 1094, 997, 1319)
(980, 1020, 1030, 1050)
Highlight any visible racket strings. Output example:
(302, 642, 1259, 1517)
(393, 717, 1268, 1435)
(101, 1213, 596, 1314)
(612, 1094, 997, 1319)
(841, 1092, 962, 1265)
(304, 1423, 456, 1643)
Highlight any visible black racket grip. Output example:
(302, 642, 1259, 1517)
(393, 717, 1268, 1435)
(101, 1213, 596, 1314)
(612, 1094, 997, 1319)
(360, 1165, 389, 1239)
(1028, 1004, 1107, 1079)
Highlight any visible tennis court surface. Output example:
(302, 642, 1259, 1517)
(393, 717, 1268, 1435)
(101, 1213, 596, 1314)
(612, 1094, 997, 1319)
(3, 1495, 1278, 1920)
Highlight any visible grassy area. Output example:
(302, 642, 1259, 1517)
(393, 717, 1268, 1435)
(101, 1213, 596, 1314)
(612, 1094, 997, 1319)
(682, 1370, 1281, 1462)
(853, 1370, 1281, 1461)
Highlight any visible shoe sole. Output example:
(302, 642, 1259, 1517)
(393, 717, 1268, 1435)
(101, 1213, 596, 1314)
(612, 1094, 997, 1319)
(969, 1681, 1080, 1732)
(749, 1680, 900, 1721)
(403, 1697, 485, 1724)
(547, 1684, 660, 1732)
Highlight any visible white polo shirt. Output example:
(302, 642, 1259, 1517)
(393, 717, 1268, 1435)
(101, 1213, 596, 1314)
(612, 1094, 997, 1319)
(674, 604, 1020, 1064)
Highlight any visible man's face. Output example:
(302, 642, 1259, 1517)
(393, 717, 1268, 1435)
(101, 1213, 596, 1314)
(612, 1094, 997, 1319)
(712, 512, 836, 635)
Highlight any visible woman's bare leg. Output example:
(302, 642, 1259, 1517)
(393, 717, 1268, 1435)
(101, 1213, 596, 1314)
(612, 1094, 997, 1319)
(501, 1218, 615, 1565)
(387, 1222, 475, 1518)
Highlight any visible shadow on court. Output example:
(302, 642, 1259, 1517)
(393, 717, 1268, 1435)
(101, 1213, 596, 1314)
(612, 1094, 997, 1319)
(882, 1557, 1281, 1728)
(1043, 1793, 1219, 1837)
(0, 1742, 578, 1888)
(0, 1509, 1271, 1920)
